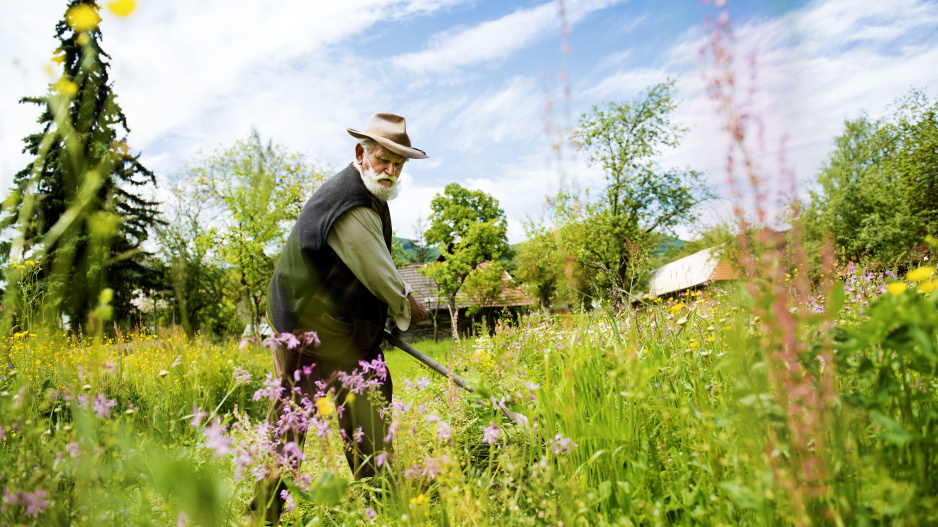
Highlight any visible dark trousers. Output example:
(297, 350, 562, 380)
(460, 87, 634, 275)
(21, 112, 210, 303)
(253, 330, 393, 523)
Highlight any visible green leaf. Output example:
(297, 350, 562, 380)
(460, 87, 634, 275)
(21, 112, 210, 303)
(870, 410, 913, 446)
(719, 481, 762, 511)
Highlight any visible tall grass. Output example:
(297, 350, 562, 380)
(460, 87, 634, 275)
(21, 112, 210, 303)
(2, 263, 937, 525)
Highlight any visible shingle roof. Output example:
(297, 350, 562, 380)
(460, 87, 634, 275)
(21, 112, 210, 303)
(397, 262, 534, 309)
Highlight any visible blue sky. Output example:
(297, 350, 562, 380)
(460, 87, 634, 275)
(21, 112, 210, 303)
(2, 0, 937, 243)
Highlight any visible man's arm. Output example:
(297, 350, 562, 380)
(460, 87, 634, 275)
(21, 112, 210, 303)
(326, 207, 426, 329)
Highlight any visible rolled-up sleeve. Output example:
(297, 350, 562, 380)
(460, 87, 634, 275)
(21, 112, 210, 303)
(326, 206, 413, 330)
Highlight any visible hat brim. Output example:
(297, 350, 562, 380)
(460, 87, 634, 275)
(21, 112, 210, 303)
(348, 128, 429, 159)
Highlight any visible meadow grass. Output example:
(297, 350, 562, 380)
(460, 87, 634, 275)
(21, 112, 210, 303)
(1, 265, 938, 526)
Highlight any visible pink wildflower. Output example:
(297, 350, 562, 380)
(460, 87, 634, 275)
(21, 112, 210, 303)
(481, 421, 499, 444)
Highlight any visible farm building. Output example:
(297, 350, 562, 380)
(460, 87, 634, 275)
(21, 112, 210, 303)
(396, 262, 534, 340)
(646, 247, 740, 296)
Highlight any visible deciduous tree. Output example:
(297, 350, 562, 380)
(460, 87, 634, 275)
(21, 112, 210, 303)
(183, 134, 327, 337)
(421, 184, 512, 338)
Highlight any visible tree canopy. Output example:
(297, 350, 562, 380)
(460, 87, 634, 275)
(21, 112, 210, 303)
(2, 0, 161, 331)
(420, 183, 512, 337)
(801, 89, 938, 267)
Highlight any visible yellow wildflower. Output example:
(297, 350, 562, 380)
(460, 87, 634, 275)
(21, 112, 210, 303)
(51, 53, 65, 65)
(919, 281, 935, 294)
(55, 78, 78, 96)
(706, 336, 715, 343)
(107, 0, 136, 16)
(13, 331, 28, 338)
(76, 32, 91, 46)
(907, 266, 935, 282)
(66, 5, 101, 31)
(887, 282, 907, 296)
(410, 494, 429, 506)
(689, 341, 698, 349)
(316, 397, 334, 416)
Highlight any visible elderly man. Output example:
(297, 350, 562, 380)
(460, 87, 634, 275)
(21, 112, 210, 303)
(258, 113, 428, 520)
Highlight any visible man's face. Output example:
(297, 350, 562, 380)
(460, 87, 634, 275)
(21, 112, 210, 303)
(357, 145, 407, 189)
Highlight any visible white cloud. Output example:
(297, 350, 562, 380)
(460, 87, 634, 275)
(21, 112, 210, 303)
(392, 0, 627, 76)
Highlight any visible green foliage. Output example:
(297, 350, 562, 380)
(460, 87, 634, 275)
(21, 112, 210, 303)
(421, 184, 512, 334)
(514, 217, 564, 309)
(154, 186, 241, 338)
(518, 80, 713, 303)
(2, 0, 161, 332)
(180, 133, 327, 337)
(801, 88, 938, 266)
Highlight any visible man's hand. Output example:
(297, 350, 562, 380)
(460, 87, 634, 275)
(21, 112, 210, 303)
(408, 293, 428, 326)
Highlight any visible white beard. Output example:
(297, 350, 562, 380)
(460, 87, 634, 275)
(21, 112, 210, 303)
(360, 165, 400, 202)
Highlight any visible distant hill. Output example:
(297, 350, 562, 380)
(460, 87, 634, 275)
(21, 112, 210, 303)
(393, 237, 440, 264)
(653, 236, 687, 255)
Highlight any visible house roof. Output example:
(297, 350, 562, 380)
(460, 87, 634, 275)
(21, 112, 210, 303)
(646, 247, 740, 296)
(397, 262, 534, 309)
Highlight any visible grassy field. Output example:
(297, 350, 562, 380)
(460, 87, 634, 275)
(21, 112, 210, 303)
(1, 264, 938, 526)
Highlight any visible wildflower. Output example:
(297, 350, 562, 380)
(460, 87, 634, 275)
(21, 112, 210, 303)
(66, 442, 80, 457)
(237, 337, 257, 350)
(203, 418, 233, 457)
(376, 451, 390, 468)
(280, 489, 296, 512)
(887, 282, 907, 295)
(233, 367, 251, 385)
(252, 373, 284, 402)
(920, 280, 936, 293)
(316, 396, 334, 416)
(689, 341, 699, 349)
(92, 393, 116, 418)
(21, 489, 49, 517)
(548, 433, 577, 454)
(107, 0, 136, 17)
(481, 421, 499, 444)
(410, 494, 429, 506)
(366, 507, 377, 518)
(300, 331, 320, 349)
(415, 377, 431, 391)
(907, 266, 935, 282)
(103, 360, 115, 374)
(66, 4, 100, 31)
(353, 426, 364, 443)
(176, 511, 189, 527)
(189, 405, 208, 427)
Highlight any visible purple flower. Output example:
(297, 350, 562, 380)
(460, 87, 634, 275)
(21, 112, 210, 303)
(366, 507, 377, 518)
(189, 405, 208, 428)
(375, 451, 390, 468)
(548, 433, 577, 454)
(21, 489, 49, 517)
(353, 426, 364, 444)
(252, 373, 284, 402)
(66, 442, 80, 458)
(2, 487, 17, 512)
(92, 393, 116, 418)
(280, 489, 296, 512)
(103, 360, 115, 374)
(203, 418, 233, 457)
(233, 367, 251, 385)
(481, 421, 499, 444)
(300, 331, 320, 349)
(77, 394, 89, 409)
(415, 377, 431, 391)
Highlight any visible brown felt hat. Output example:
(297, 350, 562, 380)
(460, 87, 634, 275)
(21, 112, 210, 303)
(347, 112, 429, 159)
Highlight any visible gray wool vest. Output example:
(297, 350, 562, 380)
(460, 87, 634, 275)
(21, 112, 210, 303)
(267, 163, 392, 353)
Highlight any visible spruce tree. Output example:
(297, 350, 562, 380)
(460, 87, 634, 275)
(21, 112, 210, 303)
(4, 0, 161, 331)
